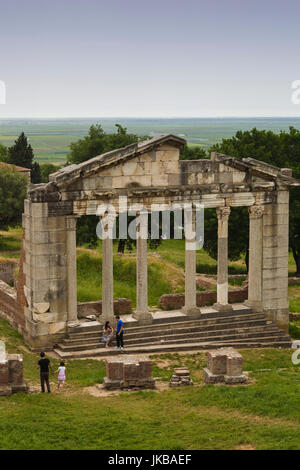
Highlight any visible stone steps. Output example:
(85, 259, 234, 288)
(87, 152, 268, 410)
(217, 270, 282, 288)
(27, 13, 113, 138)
(54, 307, 291, 358)
(61, 321, 279, 348)
(54, 337, 291, 359)
(57, 325, 286, 352)
(67, 312, 266, 340)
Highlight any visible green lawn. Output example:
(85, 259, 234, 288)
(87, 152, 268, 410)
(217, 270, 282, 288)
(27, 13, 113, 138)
(1, 317, 300, 450)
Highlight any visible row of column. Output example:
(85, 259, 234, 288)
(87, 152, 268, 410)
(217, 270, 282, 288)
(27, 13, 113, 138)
(183, 204, 264, 314)
(67, 204, 264, 325)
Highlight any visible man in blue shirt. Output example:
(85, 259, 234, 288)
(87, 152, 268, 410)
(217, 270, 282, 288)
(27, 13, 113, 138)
(116, 315, 124, 350)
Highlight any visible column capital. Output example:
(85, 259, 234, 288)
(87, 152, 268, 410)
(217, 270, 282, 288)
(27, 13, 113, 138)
(248, 205, 264, 219)
(216, 206, 231, 219)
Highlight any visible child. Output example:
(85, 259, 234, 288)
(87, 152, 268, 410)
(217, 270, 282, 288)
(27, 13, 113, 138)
(56, 361, 66, 389)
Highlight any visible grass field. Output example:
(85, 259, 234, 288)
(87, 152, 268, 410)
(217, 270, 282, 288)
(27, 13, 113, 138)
(1, 117, 300, 163)
(1, 317, 300, 449)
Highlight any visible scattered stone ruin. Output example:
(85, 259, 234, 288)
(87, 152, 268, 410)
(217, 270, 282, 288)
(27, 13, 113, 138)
(169, 367, 193, 387)
(204, 347, 247, 384)
(0, 134, 299, 351)
(0, 342, 28, 395)
(103, 356, 155, 390)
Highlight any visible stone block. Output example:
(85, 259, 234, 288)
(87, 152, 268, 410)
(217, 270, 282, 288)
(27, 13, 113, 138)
(30, 203, 49, 218)
(277, 191, 289, 204)
(224, 374, 247, 384)
(263, 257, 288, 269)
(207, 350, 227, 375)
(8, 354, 24, 385)
(0, 360, 9, 385)
(123, 363, 140, 381)
(226, 354, 243, 376)
(139, 360, 152, 379)
(106, 360, 123, 380)
(204, 368, 225, 384)
(156, 149, 179, 161)
(48, 322, 67, 335)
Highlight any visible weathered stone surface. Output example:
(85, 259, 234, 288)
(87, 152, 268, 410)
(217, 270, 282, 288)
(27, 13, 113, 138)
(169, 367, 193, 387)
(207, 350, 227, 375)
(204, 348, 247, 386)
(104, 357, 155, 390)
(0, 347, 27, 395)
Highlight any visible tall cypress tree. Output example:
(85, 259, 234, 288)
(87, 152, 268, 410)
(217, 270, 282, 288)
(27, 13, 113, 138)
(8, 132, 41, 183)
(9, 132, 34, 168)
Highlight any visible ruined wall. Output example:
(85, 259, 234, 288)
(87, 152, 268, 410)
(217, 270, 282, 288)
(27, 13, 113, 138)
(159, 287, 248, 310)
(77, 298, 132, 318)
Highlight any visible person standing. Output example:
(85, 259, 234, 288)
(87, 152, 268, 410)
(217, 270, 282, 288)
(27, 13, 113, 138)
(115, 315, 124, 351)
(56, 361, 66, 389)
(37, 352, 53, 393)
(102, 321, 114, 349)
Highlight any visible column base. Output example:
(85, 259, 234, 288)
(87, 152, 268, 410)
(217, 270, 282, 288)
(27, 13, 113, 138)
(182, 306, 201, 316)
(67, 320, 81, 328)
(132, 311, 153, 325)
(212, 303, 233, 312)
(244, 300, 262, 311)
(100, 314, 116, 325)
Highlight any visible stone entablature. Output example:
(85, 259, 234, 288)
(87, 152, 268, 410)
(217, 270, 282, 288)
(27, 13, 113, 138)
(15, 134, 300, 348)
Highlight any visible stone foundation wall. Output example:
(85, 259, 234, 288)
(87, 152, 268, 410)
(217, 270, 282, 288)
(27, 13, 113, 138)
(0, 260, 18, 285)
(77, 298, 132, 318)
(159, 287, 248, 310)
(0, 280, 20, 330)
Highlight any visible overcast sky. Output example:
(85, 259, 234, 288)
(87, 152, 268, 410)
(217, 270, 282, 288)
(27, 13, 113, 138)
(0, 0, 300, 118)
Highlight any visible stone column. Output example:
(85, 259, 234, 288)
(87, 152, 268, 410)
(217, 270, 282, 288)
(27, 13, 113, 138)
(214, 206, 232, 311)
(183, 208, 200, 316)
(101, 224, 115, 324)
(133, 210, 152, 324)
(66, 216, 80, 327)
(246, 205, 264, 309)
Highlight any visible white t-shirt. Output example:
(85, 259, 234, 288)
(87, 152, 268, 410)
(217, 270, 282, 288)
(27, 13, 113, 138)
(58, 366, 66, 376)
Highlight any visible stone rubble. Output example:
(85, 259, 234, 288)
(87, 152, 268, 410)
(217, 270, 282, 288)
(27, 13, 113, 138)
(169, 367, 193, 387)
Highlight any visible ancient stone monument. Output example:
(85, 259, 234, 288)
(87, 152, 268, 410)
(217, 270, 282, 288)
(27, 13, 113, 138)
(169, 367, 193, 387)
(204, 347, 247, 384)
(0, 134, 299, 351)
(103, 356, 155, 390)
(0, 341, 28, 395)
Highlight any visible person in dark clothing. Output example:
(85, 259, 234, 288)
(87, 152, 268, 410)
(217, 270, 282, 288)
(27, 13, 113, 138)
(115, 315, 124, 350)
(37, 352, 53, 393)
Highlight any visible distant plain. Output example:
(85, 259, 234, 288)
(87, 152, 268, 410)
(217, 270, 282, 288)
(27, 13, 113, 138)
(1, 117, 300, 163)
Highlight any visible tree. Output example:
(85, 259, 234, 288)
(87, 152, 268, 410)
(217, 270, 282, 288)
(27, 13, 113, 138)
(40, 163, 61, 183)
(180, 145, 206, 160)
(31, 161, 41, 184)
(0, 167, 27, 230)
(68, 124, 140, 165)
(209, 127, 300, 274)
(0, 143, 9, 162)
(9, 132, 34, 168)
(8, 132, 41, 183)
